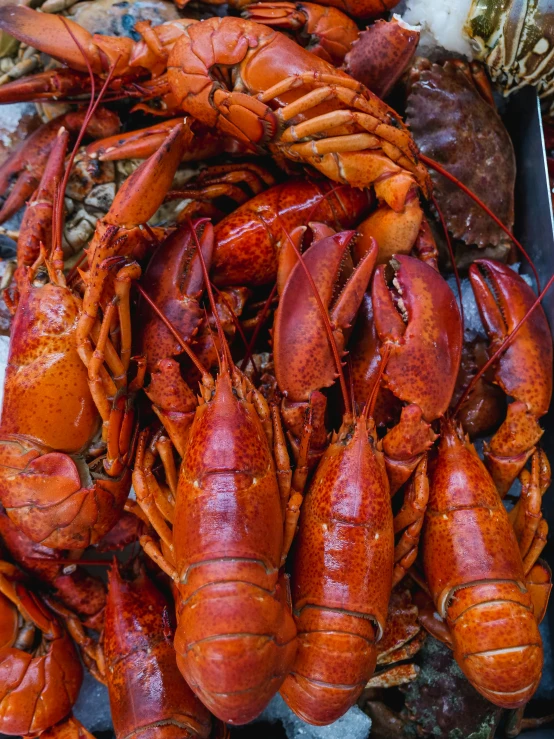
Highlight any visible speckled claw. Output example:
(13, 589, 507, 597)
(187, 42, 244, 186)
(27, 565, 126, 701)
(469, 259, 553, 495)
(273, 230, 378, 457)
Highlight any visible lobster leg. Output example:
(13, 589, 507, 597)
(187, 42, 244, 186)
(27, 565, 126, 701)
(43, 596, 106, 684)
(510, 450, 551, 565)
(278, 406, 312, 565)
(132, 430, 175, 550)
(392, 457, 429, 586)
(76, 123, 188, 369)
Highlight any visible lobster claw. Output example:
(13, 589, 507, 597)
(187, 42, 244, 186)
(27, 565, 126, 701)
(0, 6, 103, 73)
(274, 230, 377, 402)
(372, 255, 462, 422)
(273, 229, 377, 456)
(138, 220, 214, 371)
(469, 260, 553, 495)
(371, 255, 462, 492)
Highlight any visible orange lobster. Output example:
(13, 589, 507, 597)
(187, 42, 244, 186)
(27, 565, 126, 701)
(0, 130, 133, 548)
(104, 560, 215, 739)
(273, 233, 394, 723)
(420, 419, 551, 708)
(414, 259, 553, 709)
(0, 9, 431, 226)
(130, 219, 299, 724)
(0, 562, 83, 735)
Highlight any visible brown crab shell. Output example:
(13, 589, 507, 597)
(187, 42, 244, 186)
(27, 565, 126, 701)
(406, 59, 516, 251)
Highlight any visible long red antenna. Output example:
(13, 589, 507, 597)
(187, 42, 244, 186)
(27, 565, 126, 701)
(363, 344, 391, 420)
(135, 283, 211, 382)
(420, 153, 541, 291)
(54, 17, 120, 253)
(432, 193, 464, 328)
(454, 272, 554, 414)
(187, 218, 235, 371)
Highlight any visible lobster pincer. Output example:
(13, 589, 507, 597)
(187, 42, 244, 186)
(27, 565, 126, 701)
(469, 259, 553, 496)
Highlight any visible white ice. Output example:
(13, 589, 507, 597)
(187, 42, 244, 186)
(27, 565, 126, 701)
(259, 694, 372, 739)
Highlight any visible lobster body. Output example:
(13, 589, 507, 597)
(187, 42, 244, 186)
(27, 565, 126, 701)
(104, 562, 212, 739)
(423, 421, 543, 708)
(0, 277, 130, 548)
(173, 367, 297, 724)
(212, 179, 370, 287)
(280, 415, 393, 724)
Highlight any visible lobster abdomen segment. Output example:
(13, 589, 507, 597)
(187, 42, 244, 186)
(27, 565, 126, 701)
(281, 418, 393, 725)
(173, 370, 297, 724)
(423, 422, 543, 709)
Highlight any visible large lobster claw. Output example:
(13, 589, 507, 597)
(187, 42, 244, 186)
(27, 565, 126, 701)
(469, 259, 553, 495)
(273, 229, 377, 457)
(370, 255, 462, 492)
(138, 220, 214, 371)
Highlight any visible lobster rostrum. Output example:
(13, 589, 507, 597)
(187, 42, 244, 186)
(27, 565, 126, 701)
(0, 9, 431, 222)
(131, 219, 300, 725)
(0, 561, 83, 735)
(104, 559, 214, 739)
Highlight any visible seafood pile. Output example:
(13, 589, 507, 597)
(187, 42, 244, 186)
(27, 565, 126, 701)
(0, 0, 550, 738)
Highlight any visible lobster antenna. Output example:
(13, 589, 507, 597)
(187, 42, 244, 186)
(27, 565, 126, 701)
(211, 282, 259, 377)
(203, 306, 222, 374)
(239, 282, 277, 372)
(187, 218, 235, 371)
(432, 193, 464, 329)
(420, 153, 541, 291)
(277, 214, 352, 417)
(363, 343, 391, 421)
(54, 18, 120, 253)
(135, 283, 212, 383)
(453, 271, 554, 415)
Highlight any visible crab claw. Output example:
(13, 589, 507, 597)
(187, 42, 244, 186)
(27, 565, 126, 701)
(372, 255, 462, 422)
(138, 220, 214, 371)
(469, 260, 553, 495)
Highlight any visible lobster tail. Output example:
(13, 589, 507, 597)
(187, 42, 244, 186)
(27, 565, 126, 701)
(175, 576, 297, 724)
(449, 583, 543, 708)
(280, 607, 377, 725)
